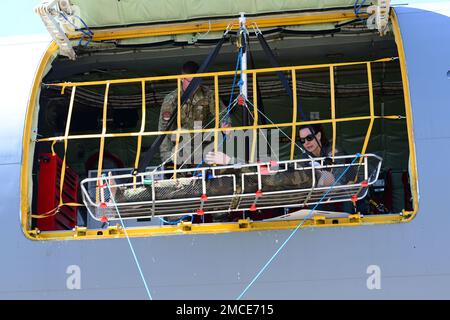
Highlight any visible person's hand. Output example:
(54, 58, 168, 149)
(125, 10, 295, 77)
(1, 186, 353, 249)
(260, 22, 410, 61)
(205, 151, 231, 165)
(221, 122, 232, 136)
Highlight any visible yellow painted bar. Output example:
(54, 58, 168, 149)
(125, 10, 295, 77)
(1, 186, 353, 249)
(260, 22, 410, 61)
(391, 11, 419, 218)
(290, 70, 298, 160)
(30, 214, 404, 241)
(351, 63, 375, 183)
(133, 81, 147, 186)
(360, 63, 375, 156)
(21, 42, 59, 236)
(250, 74, 258, 163)
(330, 66, 337, 158)
(96, 83, 110, 202)
(51, 140, 57, 155)
(36, 115, 403, 143)
(46, 58, 395, 88)
(173, 78, 182, 179)
(70, 10, 359, 42)
(214, 75, 220, 153)
(59, 86, 77, 206)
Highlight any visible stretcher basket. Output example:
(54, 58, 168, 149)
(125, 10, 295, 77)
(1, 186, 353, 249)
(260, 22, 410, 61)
(80, 153, 382, 222)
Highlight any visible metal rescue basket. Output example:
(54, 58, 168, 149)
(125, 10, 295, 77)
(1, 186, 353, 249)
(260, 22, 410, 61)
(80, 154, 382, 222)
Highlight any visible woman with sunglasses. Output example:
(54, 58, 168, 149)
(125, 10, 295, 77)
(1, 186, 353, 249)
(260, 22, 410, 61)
(299, 124, 358, 213)
(298, 124, 334, 187)
(298, 124, 353, 188)
(298, 124, 337, 159)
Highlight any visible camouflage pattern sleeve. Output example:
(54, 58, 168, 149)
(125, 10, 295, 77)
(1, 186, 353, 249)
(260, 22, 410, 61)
(158, 91, 177, 161)
(206, 87, 231, 127)
(159, 91, 177, 131)
(219, 96, 231, 127)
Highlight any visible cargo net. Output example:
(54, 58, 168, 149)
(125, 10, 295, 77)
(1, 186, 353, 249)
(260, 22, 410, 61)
(80, 154, 382, 222)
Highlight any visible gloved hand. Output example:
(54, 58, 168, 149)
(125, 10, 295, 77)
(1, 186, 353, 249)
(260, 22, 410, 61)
(205, 151, 231, 165)
(310, 161, 321, 167)
(317, 170, 335, 187)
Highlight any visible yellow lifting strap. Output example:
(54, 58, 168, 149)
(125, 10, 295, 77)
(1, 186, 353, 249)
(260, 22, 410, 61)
(59, 86, 76, 207)
(96, 83, 110, 203)
(31, 202, 85, 219)
(132, 81, 147, 188)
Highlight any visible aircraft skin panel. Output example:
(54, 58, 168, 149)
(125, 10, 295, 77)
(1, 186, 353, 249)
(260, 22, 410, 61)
(401, 9, 450, 141)
(1, 6, 450, 299)
(0, 40, 49, 166)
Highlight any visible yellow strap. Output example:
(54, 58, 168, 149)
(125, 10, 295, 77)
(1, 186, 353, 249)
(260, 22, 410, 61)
(96, 83, 110, 202)
(47, 57, 394, 88)
(352, 63, 376, 183)
(290, 70, 298, 160)
(214, 75, 220, 154)
(360, 62, 375, 156)
(51, 140, 57, 156)
(31, 202, 85, 219)
(59, 86, 77, 206)
(36, 115, 404, 143)
(31, 207, 58, 218)
(133, 81, 147, 187)
(250, 73, 258, 163)
(172, 78, 182, 179)
(330, 66, 336, 159)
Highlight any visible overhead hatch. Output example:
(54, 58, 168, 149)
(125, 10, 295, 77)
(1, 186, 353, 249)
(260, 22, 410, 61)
(34, 0, 391, 60)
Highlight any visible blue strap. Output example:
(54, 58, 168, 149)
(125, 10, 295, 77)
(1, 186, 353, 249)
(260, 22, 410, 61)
(354, 0, 367, 19)
(159, 214, 193, 225)
(237, 154, 361, 300)
(192, 47, 243, 176)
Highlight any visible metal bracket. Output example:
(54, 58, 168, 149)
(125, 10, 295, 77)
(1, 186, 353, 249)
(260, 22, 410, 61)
(366, 0, 391, 36)
(73, 226, 87, 237)
(34, 0, 77, 60)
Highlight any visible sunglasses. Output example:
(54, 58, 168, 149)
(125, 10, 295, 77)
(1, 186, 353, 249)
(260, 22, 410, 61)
(300, 133, 316, 144)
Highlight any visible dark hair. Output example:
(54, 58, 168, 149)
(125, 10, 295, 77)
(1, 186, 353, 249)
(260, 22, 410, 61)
(298, 124, 329, 149)
(182, 61, 199, 74)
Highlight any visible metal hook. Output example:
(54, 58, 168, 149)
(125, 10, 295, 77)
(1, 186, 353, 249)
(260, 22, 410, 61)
(224, 22, 237, 36)
(197, 20, 212, 39)
(251, 22, 262, 35)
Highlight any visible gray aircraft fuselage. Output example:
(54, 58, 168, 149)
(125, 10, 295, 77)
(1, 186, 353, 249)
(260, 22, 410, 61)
(0, 6, 449, 299)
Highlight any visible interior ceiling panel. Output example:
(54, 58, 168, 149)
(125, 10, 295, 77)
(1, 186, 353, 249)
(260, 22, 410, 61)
(45, 30, 395, 82)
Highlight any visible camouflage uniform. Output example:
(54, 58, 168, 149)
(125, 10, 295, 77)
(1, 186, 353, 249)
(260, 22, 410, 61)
(158, 85, 231, 162)
(223, 143, 351, 191)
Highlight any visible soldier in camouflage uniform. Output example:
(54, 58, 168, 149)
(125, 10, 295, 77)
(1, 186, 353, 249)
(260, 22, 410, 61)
(159, 61, 231, 163)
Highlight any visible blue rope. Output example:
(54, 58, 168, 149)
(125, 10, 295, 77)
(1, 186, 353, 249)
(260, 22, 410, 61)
(78, 37, 91, 48)
(73, 14, 94, 35)
(237, 154, 362, 300)
(354, 0, 367, 20)
(228, 47, 243, 118)
(59, 13, 94, 48)
(104, 177, 153, 300)
(192, 48, 243, 177)
(159, 214, 193, 225)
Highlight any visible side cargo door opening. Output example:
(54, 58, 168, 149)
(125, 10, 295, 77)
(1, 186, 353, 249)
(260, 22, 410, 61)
(23, 2, 418, 240)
